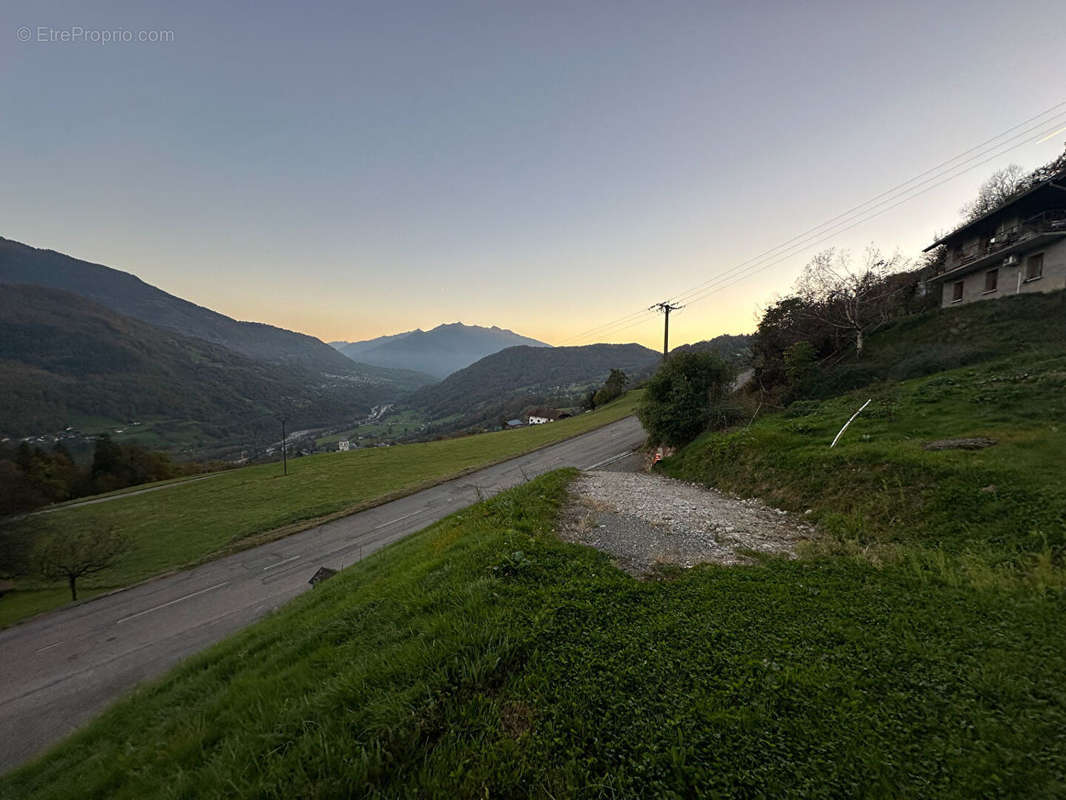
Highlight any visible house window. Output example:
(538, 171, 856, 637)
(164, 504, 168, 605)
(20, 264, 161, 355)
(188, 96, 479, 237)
(984, 269, 998, 293)
(952, 281, 964, 302)
(1026, 252, 1044, 281)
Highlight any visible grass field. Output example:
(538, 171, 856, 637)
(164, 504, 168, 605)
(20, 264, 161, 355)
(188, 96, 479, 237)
(0, 391, 641, 628)
(3, 461, 1063, 798)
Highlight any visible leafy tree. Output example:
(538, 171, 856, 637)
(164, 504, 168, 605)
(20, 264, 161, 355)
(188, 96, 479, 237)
(35, 525, 132, 601)
(783, 340, 817, 396)
(0, 517, 33, 581)
(593, 369, 629, 406)
(637, 352, 735, 447)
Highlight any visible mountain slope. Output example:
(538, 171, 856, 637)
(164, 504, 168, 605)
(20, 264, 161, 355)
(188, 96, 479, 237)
(409, 342, 660, 428)
(0, 237, 419, 381)
(671, 333, 753, 362)
(330, 330, 414, 357)
(336, 322, 551, 379)
(0, 284, 397, 451)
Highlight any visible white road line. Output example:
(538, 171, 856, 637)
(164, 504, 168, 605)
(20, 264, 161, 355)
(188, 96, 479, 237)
(34, 642, 64, 654)
(371, 508, 428, 531)
(584, 450, 635, 470)
(262, 555, 300, 572)
(115, 582, 230, 625)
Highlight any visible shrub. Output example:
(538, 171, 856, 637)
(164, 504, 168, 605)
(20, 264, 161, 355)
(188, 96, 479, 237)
(637, 352, 736, 447)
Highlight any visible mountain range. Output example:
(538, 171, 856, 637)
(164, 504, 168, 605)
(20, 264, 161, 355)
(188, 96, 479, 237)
(0, 284, 406, 454)
(0, 237, 422, 380)
(0, 237, 433, 455)
(0, 235, 751, 457)
(331, 323, 550, 379)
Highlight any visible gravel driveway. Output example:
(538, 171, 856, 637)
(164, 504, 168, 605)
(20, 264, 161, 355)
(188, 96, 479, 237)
(560, 471, 814, 575)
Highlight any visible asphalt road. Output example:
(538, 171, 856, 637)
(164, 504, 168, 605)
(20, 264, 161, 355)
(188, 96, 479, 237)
(0, 416, 645, 774)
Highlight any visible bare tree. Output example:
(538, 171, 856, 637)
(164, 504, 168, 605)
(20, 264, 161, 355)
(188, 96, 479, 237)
(960, 164, 1027, 221)
(36, 526, 131, 601)
(795, 247, 909, 358)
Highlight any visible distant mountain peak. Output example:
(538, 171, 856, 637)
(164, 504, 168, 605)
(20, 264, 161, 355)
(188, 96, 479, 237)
(335, 322, 551, 379)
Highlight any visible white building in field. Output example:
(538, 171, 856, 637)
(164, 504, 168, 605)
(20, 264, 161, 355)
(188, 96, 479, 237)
(337, 440, 350, 452)
(527, 415, 552, 425)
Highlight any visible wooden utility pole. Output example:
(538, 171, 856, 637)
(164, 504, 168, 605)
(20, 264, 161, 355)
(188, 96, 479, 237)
(650, 302, 683, 358)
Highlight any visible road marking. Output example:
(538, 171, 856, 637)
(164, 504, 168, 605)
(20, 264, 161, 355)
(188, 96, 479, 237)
(584, 450, 636, 470)
(262, 555, 300, 571)
(115, 582, 229, 625)
(34, 642, 64, 654)
(371, 508, 427, 531)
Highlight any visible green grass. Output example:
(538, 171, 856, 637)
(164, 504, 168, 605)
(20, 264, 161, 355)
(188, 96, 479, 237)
(3, 469, 1064, 798)
(0, 391, 641, 628)
(315, 409, 427, 447)
(665, 352, 1066, 565)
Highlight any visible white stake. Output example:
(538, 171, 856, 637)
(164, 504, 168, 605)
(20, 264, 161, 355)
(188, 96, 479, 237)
(830, 398, 872, 448)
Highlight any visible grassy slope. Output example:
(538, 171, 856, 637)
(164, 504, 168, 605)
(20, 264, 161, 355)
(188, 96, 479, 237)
(0, 392, 640, 627)
(667, 353, 1066, 566)
(3, 470, 1064, 799)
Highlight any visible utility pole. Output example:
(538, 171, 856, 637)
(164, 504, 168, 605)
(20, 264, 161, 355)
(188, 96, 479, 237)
(280, 416, 288, 476)
(650, 301, 684, 359)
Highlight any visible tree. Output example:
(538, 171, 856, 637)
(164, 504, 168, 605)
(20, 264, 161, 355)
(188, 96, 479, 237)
(637, 352, 735, 447)
(960, 164, 1027, 221)
(794, 247, 909, 358)
(36, 525, 131, 601)
(783, 340, 817, 395)
(593, 369, 629, 407)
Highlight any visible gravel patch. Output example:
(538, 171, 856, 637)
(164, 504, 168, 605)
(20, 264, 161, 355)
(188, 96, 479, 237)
(559, 471, 815, 576)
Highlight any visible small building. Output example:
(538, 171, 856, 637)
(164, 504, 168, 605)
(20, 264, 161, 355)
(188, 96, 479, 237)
(926, 159, 1066, 307)
(506, 418, 524, 428)
(525, 407, 559, 425)
(337, 440, 350, 452)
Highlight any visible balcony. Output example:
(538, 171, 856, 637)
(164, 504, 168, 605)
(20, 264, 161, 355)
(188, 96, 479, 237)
(943, 210, 1066, 277)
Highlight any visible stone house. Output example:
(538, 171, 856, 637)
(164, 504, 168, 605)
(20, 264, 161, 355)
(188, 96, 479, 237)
(925, 163, 1066, 307)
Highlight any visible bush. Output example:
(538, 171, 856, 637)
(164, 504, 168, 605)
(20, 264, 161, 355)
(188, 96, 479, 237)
(637, 352, 736, 447)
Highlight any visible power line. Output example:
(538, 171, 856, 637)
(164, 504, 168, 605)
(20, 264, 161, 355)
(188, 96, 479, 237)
(669, 109, 1061, 307)
(558, 99, 1066, 344)
(676, 114, 1066, 309)
(668, 103, 1066, 307)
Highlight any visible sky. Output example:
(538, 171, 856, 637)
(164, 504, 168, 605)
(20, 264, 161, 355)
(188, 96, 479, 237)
(2, 0, 1065, 350)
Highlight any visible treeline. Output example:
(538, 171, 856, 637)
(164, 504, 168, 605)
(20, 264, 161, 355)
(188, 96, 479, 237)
(751, 246, 939, 403)
(0, 436, 203, 515)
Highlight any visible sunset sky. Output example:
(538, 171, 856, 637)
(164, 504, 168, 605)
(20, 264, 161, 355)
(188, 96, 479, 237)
(3, 0, 1064, 350)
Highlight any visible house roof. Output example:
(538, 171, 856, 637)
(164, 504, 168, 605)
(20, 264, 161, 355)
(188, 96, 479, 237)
(924, 170, 1066, 252)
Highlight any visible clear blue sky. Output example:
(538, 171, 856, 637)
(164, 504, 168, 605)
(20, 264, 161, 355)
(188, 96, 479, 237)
(3, 0, 1064, 348)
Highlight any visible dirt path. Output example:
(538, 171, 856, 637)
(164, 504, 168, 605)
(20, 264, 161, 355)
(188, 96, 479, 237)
(560, 471, 814, 575)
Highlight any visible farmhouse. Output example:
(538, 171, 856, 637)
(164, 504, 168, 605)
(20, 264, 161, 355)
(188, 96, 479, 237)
(926, 158, 1066, 307)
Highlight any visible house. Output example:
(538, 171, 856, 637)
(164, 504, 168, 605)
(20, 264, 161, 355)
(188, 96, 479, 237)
(337, 440, 350, 452)
(525, 407, 559, 425)
(925, 159, 1066, 307)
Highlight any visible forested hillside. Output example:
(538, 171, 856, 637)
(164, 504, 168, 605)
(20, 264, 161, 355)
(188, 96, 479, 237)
(0, 285, 400, 452)
(408, 342, 660, 429)
(671, 332, 752, 362)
